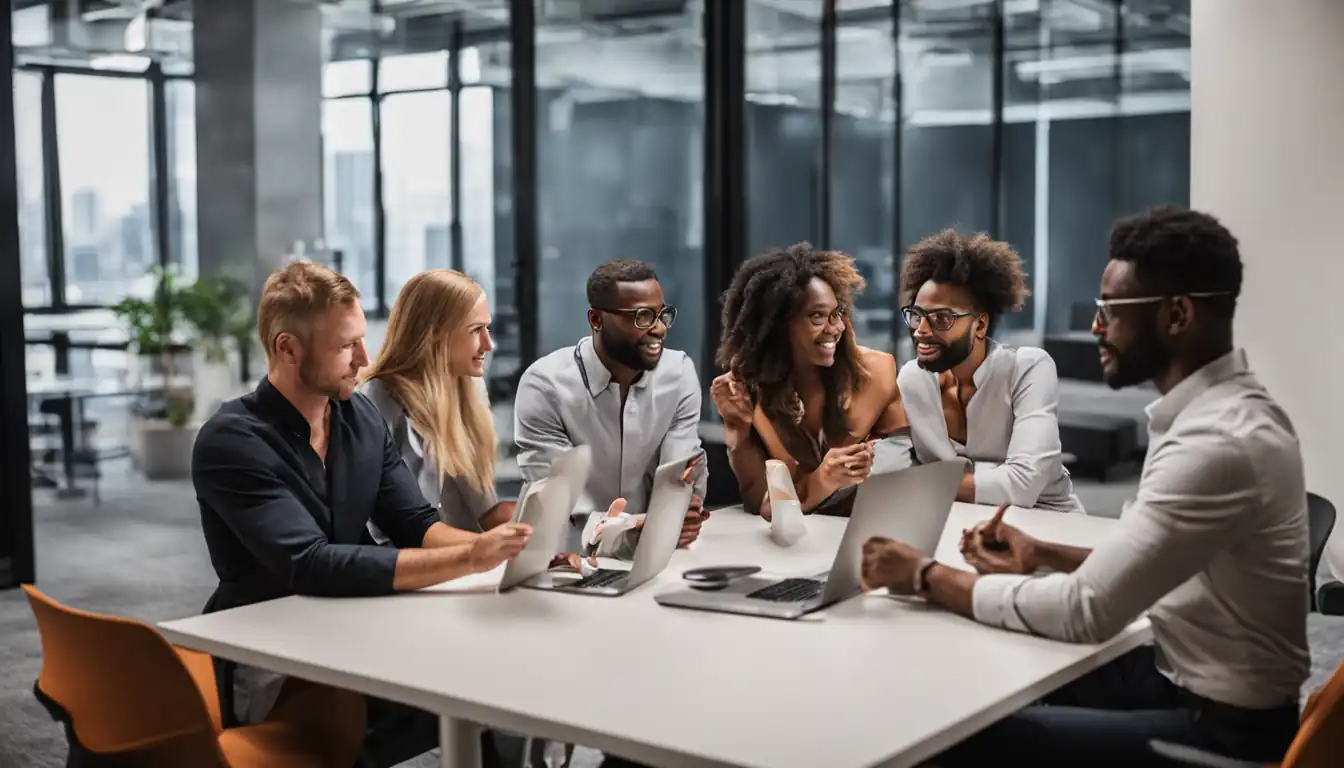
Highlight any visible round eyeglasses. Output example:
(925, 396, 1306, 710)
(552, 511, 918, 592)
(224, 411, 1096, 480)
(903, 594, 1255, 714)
(901, 305, 973, 332)
(594, 305, 678, 330)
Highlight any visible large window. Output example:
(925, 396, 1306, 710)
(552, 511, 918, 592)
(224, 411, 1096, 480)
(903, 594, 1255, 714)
(381, 90, 452, 305)
(832, 10, 897, 352)
(746, 1, 823, 255)
(54, 74, 154, 305)
(534, 1, 706, 368)
(322, 97, 377, 310)
(14, 70, 47, 307)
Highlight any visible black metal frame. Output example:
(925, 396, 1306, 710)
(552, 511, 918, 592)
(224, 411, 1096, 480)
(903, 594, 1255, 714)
(2, 8, 37, 588)
(701, 0, 747, 395)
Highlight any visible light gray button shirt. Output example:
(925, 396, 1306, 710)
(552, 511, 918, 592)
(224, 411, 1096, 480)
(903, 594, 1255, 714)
(972, 349, 1311, 709)
(514, 337, 707, 554)
(359, 377, 500, 538)
(898, 341, 1084, 514)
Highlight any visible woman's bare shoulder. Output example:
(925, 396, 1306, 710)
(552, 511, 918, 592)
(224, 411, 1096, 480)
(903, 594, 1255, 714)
(855, 346, 899, 390)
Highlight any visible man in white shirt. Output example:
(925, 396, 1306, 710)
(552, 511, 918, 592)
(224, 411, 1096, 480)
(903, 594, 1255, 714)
(896, 230, 1084, 513)
(860, 205, 1309, 766)
(514, 260, 707, 560)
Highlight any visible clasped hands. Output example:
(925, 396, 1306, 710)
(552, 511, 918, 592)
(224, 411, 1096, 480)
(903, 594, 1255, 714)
(857, 504, 1040, 595)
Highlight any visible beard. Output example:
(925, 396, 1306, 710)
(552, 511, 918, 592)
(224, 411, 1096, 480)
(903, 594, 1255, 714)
(916, 327, 975, 373)
(299, 356, 353, 400)
(599, 325, 659, 371)
(1099, 330, 1169, 390)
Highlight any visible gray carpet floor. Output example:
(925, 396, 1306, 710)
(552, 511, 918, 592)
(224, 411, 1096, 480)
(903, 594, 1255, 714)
(3, 464, 1342, 768)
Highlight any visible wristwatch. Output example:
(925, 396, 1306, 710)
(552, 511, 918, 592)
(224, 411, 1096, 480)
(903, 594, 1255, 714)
(912, 557, 938, 594)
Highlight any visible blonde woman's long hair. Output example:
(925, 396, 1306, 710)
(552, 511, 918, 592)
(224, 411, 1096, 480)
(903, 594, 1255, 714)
(362, 270, 497, 493)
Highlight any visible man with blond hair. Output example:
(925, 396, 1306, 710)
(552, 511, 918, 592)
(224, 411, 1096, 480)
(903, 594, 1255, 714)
(193, 261, 531, 766)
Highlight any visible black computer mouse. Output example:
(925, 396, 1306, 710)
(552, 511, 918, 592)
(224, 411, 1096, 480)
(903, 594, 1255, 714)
(682, 565, 761, 590)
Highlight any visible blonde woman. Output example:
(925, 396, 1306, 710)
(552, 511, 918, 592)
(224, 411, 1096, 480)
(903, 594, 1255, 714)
(360, 270, 514, 535)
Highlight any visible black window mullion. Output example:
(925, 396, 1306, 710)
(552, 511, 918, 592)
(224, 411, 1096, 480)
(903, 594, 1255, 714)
(448, 19, 464, 273)
(818, 0, 836, 248)
(890, 0, 905, 358)
(509, 0, 539, 373)
(148, 62, 171, 272)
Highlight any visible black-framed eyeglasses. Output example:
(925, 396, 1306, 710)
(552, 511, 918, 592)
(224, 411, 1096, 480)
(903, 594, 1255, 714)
(1093, 292, 1233, 327)
(901, 305, 974, 332)
(806, 308, 847, 328)
(594, 305, 678, 330)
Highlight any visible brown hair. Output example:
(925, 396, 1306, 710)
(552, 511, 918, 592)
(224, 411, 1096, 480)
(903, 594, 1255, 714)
(361, 270, 497, 493)
(256, 261, 361, 361)
(900, 229, 1029, 334)
(715, 242, 868, 440)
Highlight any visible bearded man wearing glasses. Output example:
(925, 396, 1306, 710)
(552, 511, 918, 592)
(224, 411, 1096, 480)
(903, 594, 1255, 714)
(514, 260, 706, 561)
(892, 228, 1085, 514)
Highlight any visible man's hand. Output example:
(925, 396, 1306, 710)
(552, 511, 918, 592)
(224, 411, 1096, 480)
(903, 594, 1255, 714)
(710, 372, 754, 437)
(860, 536, 928, 595)
(816, 442, 876, 494)
(549, 552, 599, 572)
(959, 504, 1038, 575)
(468, 522, 531, 572)
(678, 495, 708, 548)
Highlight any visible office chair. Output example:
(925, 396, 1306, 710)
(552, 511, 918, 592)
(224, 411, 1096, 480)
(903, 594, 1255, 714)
(1307, 493, 1336, 612)
(23, 585, 365, 767)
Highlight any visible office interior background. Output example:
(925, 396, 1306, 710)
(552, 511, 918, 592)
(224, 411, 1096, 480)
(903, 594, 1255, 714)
(2, 1, 1344, 765)
(3, 0, 1194, 589)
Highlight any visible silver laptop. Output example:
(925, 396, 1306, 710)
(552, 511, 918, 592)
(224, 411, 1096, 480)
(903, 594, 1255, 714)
(524, 454, 696, 597)
(654, 459, 964, 620)
(499, 445, 594, 592)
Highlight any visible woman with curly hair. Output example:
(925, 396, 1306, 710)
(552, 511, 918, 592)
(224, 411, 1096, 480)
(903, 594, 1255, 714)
(897, 229, 1083, 513)
(710, 243, 909, 517)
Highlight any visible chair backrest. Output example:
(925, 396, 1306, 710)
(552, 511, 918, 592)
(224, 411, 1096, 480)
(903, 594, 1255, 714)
(1283, 661, 1344, 768)
(1307, 493, 1336, 611)
(22, 585, 227, 766)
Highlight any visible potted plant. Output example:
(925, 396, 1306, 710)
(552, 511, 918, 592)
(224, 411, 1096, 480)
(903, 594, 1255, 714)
(112, 266, 197, 480)
(178, 276, 250, 421)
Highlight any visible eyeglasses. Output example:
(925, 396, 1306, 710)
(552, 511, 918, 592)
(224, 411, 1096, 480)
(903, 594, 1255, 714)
(1093, 292, 1233, 327)
(594, 305, 678, 330)
(806, 308, 847, 328)
(901, 305, 974, 332)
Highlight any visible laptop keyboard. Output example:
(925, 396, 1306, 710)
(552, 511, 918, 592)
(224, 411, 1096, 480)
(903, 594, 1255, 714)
(746, 578, 824, 603)
(569, 569, 629, 589)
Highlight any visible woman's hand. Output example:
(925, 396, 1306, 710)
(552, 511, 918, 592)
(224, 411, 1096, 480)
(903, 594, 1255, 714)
(815, 442, 876, 495)
(710, 372, 754, 438)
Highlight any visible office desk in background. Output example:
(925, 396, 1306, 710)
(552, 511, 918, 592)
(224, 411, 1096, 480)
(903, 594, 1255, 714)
(159, 503, 1148, 768)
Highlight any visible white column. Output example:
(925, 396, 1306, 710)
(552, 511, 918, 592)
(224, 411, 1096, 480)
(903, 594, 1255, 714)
(1191, 0, 1344, 579)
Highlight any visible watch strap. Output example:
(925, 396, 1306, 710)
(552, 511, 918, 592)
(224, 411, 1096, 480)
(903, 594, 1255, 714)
(913, 557, 938, 594)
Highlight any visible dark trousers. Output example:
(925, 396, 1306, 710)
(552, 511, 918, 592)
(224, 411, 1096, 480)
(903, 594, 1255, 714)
(934, 645, 1299, 767)
(361, 697, 511, 768)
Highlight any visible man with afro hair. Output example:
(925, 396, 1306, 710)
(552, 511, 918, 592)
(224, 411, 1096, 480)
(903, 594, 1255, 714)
(895, 229, 1083, 513)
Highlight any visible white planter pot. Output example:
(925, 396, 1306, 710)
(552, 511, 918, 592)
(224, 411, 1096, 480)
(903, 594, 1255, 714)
(139, 421, 199, 480)
(192, 347, 241, 422)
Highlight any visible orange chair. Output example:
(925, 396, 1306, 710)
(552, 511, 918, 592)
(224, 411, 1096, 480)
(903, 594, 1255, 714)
(1150, 661, 1344, 768)
(23, 584, 366, 767)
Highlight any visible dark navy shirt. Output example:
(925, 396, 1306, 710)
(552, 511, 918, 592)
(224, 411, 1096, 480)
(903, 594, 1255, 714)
(193, 376, 438, 613)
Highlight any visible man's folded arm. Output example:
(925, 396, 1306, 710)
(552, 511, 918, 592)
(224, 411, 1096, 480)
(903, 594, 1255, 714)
(194, 422, 402, 597)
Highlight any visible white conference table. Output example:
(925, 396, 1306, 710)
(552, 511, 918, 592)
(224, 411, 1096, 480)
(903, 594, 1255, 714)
(158, 503, 1151, 768)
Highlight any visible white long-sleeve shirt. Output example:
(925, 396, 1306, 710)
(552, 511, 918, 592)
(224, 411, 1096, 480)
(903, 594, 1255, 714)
(972, 349, 1311, 709)
(899, 341, 1085, 514)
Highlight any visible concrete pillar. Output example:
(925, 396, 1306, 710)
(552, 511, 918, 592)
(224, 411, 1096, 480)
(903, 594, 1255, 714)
(193, 0, 323, 291)
(1191, 0, 1344, 579)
